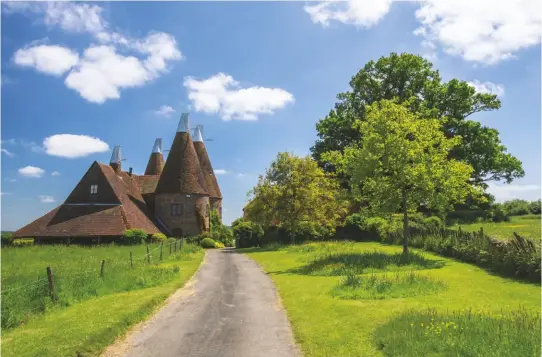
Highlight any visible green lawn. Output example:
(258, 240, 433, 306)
(450, 215, 541, 240)
(244, 242, 540, 357)
(1, 244, 204, 357)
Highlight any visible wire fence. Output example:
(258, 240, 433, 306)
(1, 239, 196, 329)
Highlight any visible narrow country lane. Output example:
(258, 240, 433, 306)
(101, 249, 300, 357)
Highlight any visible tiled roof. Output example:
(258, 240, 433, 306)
(145, 152, 164, 175)
(155, 132, 209, 195)
(194, 141, 222, 199)
(136, 175, 160, 194)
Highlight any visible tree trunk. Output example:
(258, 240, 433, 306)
(402, 189, 409, 254)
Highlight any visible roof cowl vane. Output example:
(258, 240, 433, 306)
(110, 145, 122, 164)
(177, 113, 190, 133)
(152, 138, 163, 153)
(193, 125, 204, 142)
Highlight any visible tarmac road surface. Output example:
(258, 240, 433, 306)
(102, 248, 300, 357)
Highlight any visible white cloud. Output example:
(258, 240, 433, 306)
(467, 80, 505, 96)
(487, 183, 541, 202)
(1, 192, 11, 196)
(19, 166, 45, 178)
(304, 0, 393, 28)
(13, 45, 79, 76)
(1, 149, 15, 157)
(6, 3, 182, 104)
(43, 134, 109, 158)
(39, 195, 56, 203)
(3, 2, 106, 34)
(214, 169, 229, 175)
(65, 45, 150, 103)
(415, 0, 542, 65)
(184, 73, 295, 121)
(155, 105, 176, 118)
(51, 171, 61, 176)
(236, 173, 246, 178)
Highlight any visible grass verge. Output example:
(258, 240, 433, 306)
(244, 241, 540, 357)
(449, 214, 541, 240)
(1, 249, 204, 357)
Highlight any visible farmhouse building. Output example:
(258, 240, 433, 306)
(14, 114, 222, 243)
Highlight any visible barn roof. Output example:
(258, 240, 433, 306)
(193, 128, 222, 199)
(14, 162, 162, 238)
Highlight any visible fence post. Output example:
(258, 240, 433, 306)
(146, 244, 151, 264)
(169, 242, 172, 256)
(160, 243, 163, 261)
(130, 252, 133, 268)
(174, 240, 177, 253)
(479, 227, 484, 237)
(46, 267, 56, 303)
(181, 238, 184, 251)
(100, 260, 105, 278)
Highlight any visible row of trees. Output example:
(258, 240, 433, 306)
(238, 52, 529, 252)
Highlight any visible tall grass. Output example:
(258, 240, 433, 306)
(1, 243, 201, 329)
(374, 307, 541, 357)
(331, 271, 445, 300)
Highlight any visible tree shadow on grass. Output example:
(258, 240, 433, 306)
(287, 251, 446, 276)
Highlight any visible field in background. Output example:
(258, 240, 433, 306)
(1, 243, 204, 357)
(244, 242, 540, 357)
(450, 215, 541, 240)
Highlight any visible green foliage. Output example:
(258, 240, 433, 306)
(214, 241, 225, 249)
(374, 308, 540, 357)
(326, 99, 483, 250)
(331, 271, 445, 300)
(1, 232, 14, 246)
(150, 233, 167, 243)
(209, 209, 221, 231)
(243, 152, 348, 243)
(501, 199, 532, 216)
(200, 237, 216, 249)
(529, 199, 541, 215)
(1, 243, 203, 330)
(232, 218, 264, 248)
(166, 237, 177, 245)
(423, 216, 443, 230)
(120, 229, 148, 245)
(311, 52, 524, 188)
(12, 238, 35, 247)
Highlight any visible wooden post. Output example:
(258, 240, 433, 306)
(160, 243, 163, 261)
(46, 267, 56, 303)
(174, 240, 177, 253)
(146, 244, 151, 264)
(130, 252, 133, 268)
(169, 243, 172, 256)
(480, 227, 484, 237)
(100, 260, 105, 278)
(181, 238, 184, 251)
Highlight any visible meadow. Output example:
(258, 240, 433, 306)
(1, 242, 204, 357)
(450, 214, 541, 240)
(244, 242, 541, 357)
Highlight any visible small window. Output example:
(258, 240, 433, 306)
(90, 185, 98, 194)
(170, 203, 183, 216)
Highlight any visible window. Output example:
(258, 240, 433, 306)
(170, 203, 183, 216)
(90, 185, 98, 194)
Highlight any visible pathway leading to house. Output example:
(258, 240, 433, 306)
(101, 249, 300, 357)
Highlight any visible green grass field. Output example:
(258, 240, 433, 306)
(244, 242, 540, 357)
(450, 215, 541, 240)
(1, 243, 204, 357)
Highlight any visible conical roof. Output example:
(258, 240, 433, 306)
(193, 125, 222, 199)
(145, 138, 165, 175)
(155, 114, 209, 195)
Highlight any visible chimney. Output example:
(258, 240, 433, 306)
(193, 125, 204, 143)
(110, 145, 122, 174)
(129, 167, 133, 176)
(177, 113, 190, 133)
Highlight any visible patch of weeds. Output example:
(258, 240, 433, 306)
(374, 307, 541, 357)
(331, 271, 445, 300)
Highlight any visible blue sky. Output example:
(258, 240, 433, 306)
(1, 1, 540, 231)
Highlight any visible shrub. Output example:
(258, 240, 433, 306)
(211, 225, 235, 247)
(423, 216, 443, 230)
(215, 241, 225, 249)
(166, 237, 177, 245)
(201, 237, 216, 249)
(232, 219, 264, 248)
(501, 199, 531, 216)
(151, 233, 167, 243)
(12, 238, 34, 247)
(489, 205, 510, 222)
(529, 200, 541, 215)
(119, 229, 147, 245)
(1, 233, 13, 247)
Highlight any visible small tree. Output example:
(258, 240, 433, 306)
(326, 99, 483, 253)
(243, 152, 347, 244)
